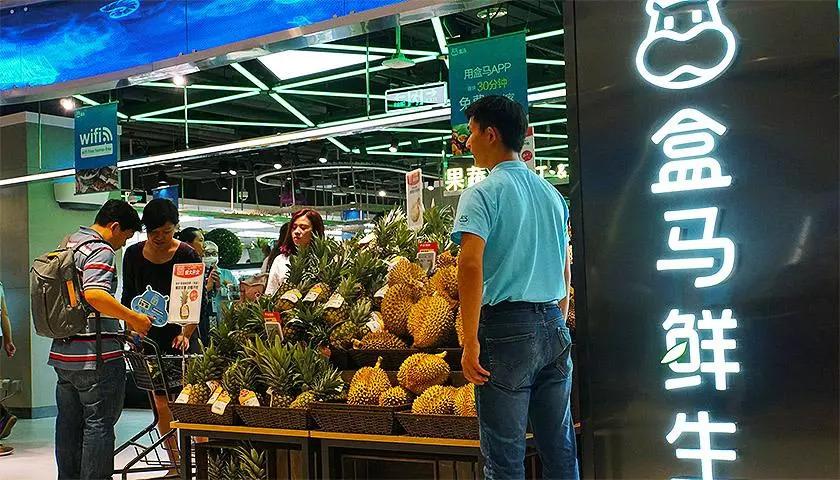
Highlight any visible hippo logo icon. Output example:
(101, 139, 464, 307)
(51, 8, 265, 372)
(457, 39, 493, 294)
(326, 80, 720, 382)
(635, 0, 737, 90)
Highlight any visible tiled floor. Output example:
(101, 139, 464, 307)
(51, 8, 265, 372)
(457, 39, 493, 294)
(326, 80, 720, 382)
(1, 409, 175, 479)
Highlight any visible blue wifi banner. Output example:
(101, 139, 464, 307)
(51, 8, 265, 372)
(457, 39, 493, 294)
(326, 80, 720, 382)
(75, 103, 119, 194)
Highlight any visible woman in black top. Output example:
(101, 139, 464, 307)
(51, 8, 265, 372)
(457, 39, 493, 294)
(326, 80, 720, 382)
(121, 200, 202, 354)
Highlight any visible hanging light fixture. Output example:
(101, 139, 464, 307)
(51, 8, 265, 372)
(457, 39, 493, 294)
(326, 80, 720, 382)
(172, 75, 188, 86)
(60, 97, 75, 111)
(156, 169, 169, 185)
(382, 23, 416, 69)
(318, 145, 328, 163)
(389, 136, 399, 153)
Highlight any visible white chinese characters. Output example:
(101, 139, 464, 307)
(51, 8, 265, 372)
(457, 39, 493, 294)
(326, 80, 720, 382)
(666, 411, 736, 480)
(656, 207, 735, 288)
(662, 309, 740, 391)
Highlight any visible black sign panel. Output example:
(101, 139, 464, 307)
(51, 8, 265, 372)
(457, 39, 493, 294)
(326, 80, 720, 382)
(566, 1, 838, 478)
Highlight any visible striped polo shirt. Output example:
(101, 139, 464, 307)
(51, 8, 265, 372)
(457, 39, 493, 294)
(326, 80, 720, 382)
(48, 227, 125, 370)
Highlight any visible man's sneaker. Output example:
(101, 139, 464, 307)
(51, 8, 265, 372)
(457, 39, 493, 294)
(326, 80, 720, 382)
(0, 414, 16, 440)
(0, 444, 13, 456)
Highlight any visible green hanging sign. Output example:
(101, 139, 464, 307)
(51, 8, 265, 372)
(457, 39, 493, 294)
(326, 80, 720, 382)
(448, 31, 528, 155)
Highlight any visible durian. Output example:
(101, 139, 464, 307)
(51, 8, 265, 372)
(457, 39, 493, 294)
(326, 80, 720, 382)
(408, 296, 455, 348)
(436, 251, 458, 269)
(347, 357, 392, 405)
(379, 386, 413, 407)
(381, 283, 421, 337)
(430, 265, 458, 301)
(454, 384, 477, 416)
(412, 385, 456, 415)
(388, 259, 427, 290)
(355, 330, 409, 350)
(397, 352, 450, 395)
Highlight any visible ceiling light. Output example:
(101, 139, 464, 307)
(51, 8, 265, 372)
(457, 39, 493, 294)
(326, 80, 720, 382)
(318, 145, 328, 163)
(228, 168, 238, 176)
(172, 75, 188, 86)
(476, 6, 507, 19)
(389, 137, 399, 153)
(60, 98, 75, 111)
(382, 23, 416, 69)
(378, 190, 387, 197)
(273, 163, 283, 170)
(156, 170, 169, 185)
(173, 163, 182, 168)
(258, 50, 384, 81)
(426, 182, 435, 191)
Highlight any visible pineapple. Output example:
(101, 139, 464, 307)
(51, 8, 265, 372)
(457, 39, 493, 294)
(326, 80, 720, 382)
(419, 205, 458, 260)
(330, 299, 374, 350)
(323, 275, 360, 326)
(350, 250, 389, 298)
(289, 358, 345, 409)
(178, 290, 190, 320)
(285, 303, 325, 346)
(276, 254, 308, 312)
(184, 342, 225, 404)
(209, 307, 239, 361)
(245, 337, 297, 408)
(221, 359, 259, 402)
(370, 209, 418, 261)
(207, 449, 230, 480)
(234, 446, 266, 480)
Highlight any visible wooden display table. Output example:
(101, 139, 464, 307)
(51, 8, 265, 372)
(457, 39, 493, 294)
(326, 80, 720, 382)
(311, 431, 537, 480)
(172, 422, 313, 480)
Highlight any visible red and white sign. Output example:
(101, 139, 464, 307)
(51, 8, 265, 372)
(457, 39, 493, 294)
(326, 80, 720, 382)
(169, 263, 205, 325)
(520, 125, 536, 171)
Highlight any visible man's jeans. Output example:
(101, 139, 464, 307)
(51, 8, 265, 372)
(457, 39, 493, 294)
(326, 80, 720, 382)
(55, 360, 126, 480)
(477, 302, 579, 480)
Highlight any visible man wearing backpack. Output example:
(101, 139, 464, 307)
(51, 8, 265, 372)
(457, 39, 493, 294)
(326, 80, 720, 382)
(45, 200, 151, 480)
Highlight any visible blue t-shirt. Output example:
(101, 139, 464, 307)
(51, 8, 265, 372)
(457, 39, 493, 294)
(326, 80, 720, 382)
(451, 160, 570, 306)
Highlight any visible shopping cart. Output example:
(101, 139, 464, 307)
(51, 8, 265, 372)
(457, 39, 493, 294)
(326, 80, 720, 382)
(115, 337, 196, 480)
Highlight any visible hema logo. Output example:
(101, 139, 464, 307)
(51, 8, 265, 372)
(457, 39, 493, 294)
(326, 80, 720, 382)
(79, 127, 114, 159)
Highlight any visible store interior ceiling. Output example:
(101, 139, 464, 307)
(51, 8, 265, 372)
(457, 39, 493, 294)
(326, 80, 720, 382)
(0, 0, 564, 212)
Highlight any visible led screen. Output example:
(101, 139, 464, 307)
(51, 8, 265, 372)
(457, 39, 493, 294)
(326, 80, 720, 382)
(0, 0, 403, 92)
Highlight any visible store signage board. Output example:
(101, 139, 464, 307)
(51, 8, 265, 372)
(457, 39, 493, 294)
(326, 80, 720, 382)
(74, 102, 119, 194)
(444, 162, 567, 194)
(385, 82, 447, 112)
(448, 32, 528, 155)
(635, 1, 741, 478)
(0, 0, 403, 96)
(571, 0, 838, 478)
(168, 263, 205, 326)
(405, 168, 424, 231)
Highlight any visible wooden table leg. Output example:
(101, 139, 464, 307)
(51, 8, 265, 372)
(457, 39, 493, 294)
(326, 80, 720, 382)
(179, 429, 192, 480)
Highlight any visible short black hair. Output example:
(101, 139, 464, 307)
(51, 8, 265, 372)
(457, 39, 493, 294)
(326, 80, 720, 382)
(94, 199, 142, 232)
(176, 227, 202, 243)
(465, 95, 528, 152)
(142, 198, 179, 232)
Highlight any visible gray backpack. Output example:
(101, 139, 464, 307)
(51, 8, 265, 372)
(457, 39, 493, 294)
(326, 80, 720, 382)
(30, 238, 104, 340)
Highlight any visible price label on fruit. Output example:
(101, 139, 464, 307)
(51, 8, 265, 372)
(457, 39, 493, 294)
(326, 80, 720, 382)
(168, 263, 205, 325)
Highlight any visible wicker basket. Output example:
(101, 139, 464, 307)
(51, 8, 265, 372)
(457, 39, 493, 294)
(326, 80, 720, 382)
(235, 405, 315, 430)
(347, 349, 420, 370)
(311, 401, 410, 435)
(396, 413, 479, 440)
(169, 402, 237, 426)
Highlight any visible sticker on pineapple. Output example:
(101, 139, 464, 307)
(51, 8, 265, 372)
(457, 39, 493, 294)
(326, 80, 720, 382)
(280, 288, 302, 304)
(303, 284, 323, 303)
(207, 384, 225, 405)
(239, 389, 260, 407)
(325, 293, 345, 309)
(211, 390, 232, 415)
(206, 380, 220, 393)
(168, 263, 205, 325)
(359, 232, 376, 245)
(374, 285, 389, 299)
(175, 384, 192, 404)
(366, 312, 384, 333)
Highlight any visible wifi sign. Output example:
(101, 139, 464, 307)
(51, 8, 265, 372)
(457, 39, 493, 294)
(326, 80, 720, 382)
(74, 103, 119, 169)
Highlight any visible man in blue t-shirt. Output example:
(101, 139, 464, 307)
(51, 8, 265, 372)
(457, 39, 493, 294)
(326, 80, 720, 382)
(452, 96, 578, 479)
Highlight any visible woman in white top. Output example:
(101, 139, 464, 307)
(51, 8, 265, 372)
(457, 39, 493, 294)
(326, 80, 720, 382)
(265, 209, 324, 295)
(261, 223, 289, 275)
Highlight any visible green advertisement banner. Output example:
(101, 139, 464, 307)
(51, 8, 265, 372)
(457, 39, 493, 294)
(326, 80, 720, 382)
(448, 31, 528, 155)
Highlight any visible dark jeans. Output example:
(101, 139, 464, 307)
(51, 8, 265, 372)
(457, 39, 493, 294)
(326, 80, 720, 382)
(477, 302, 579, 480)
(55, 360, 126, 480)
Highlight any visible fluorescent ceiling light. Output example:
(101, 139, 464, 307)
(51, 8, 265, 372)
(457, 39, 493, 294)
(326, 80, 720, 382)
(143, 82, 259, 92)
(133, 91, 260, 119)
(0, 169, 75, 187)
(530, 83, 566, 93)
(531, 118, 567, 127)
(275, 89, 386, 100)
(314, 43, 438, 57)
(269, 93, 315, 127)
(537, 145, 569, 152)
(133, 118, 307, 128)
(259, 50, 384, 81)
(327, 137, 351, 153)
(232, 63, 271, 90)
(533, 103, 567, 109)
(529, 89, 566, 102)
(72, 94, 129, 119)
(527, 59, 565, 66)
(237, 230, 281, 239)
(274, 55, 437, 91)
(526, 29, 564, 41)
(209, 220, 276, 230)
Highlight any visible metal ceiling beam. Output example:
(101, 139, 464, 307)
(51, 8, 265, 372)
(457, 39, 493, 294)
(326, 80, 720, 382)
(72, 94, 129, 119)
(131, 91, 261, 119)
(142, 82, 260, 92)
(131, 118, 308, 128)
